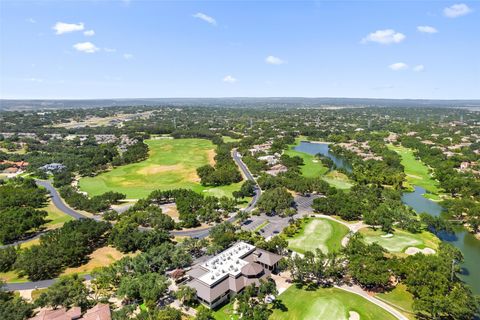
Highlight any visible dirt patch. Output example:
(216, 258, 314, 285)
(137, 164, 183, 175)
(206, 149, 216, 166)
(160, 203, 180, 222)
(62, 246, 130, 275)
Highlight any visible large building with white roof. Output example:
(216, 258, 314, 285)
(186, 241, 282, 308)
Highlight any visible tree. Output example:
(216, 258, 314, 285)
(36, 274, 89, 310)
(195, 306, 214, 320)
(0, 246, 18, 272)
(0, 281, 33, 320)
(257, 187, 294, 215)
(156, 307, 182, 320)
(176, 285, 197, 307)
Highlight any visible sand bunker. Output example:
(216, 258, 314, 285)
(349, 311, 360, 320)
(381, 234, 394, 238)
(405, 247, 436, 255)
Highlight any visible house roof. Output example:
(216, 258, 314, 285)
(253, 249, 282, 266)
(82, 304, 111, 320)
(241, 262, 264, 276)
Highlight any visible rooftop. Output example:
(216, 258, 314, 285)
(198, 242, 255, 286)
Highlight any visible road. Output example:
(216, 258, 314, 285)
(35, 180, 98, 220)
(170, 149, 261, 238)
(0, 180, 97, 249)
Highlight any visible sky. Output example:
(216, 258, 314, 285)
(0, 0, 479, 100)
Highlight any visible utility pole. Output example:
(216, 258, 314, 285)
(250, 118, 253, 128)
(173, 117, 176, 129)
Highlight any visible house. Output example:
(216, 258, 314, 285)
(40, 163, 66, 173)
(257, 155, 278, 166)
(186, 242, 282, 309)
(265, 164, 288, 176)
(0, 160, 29, 174)
(29, 304, 111, 320)
(248, 143, 272, 155)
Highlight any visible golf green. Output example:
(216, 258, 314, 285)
(270, 286, 397, 320)
(287, 218, 349, 254)
(79, 138, 241, 199)
(360, 228, 439, 253)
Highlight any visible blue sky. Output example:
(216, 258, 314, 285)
(0, 0, 478, 99)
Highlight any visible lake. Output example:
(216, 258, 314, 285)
(402, 186, 480, 294)
(293, 141, 352, 172)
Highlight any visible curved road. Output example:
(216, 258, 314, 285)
(168, 149, 261, 238)
(4, 150, 260, 290)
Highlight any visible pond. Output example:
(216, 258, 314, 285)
(292, 141, 352, 172)
(402, 186, 480, 294)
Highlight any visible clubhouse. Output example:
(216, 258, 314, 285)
(186, 242, 282, 309)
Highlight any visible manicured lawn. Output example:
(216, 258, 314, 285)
(387, 144, 441, 196)
(287, 218, 349, 254)
(321, 170, 353, 190)
(79, 138, 242, 199)
(376, 284, 415, 319)
(43, 200, 74, 229)
(360, 228, 440, 253)
(213, 301, 238, 320)
(271, 286, 397, 320)
(222, 136, 241, 143)
(284, 148, 329, 178)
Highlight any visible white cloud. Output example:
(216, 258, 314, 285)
(73, 42, 99, 53)
(413, 65, 425, 72)
(361, 29, 406, 44)
(104, 48, 117, 53)
(123, 53, 134, 60)
(265, 55, 286, 65)
(223, 75, 237, 83)
(193, 12, 217, 26)
(27, 18, 36, 24)
(443, 3, 472, 18)
(83, 30, 95, 36)
(389, 62, 409, 71)
(53, 22, 84, 35)
(417, 26, 438, 34)
(25, 77, 44, 83)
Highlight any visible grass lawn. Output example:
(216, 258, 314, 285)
(360, 228, 440, 254)
(213, 301, 238, 320)
(222, 136, 241, 143)
(287, 218, 349, 254)
(321, 170, 353, 190)
(271, 286, 397, 320)
(79, 138, 242, 199)
(43, 200, 74, 229)
(387, 144, 441, 196)
(376, 284, 415, 319)
(0, 270, 29, 283)
(284, 148, 329, 178)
